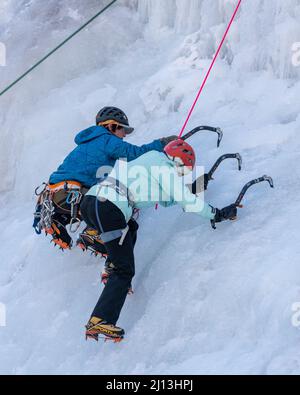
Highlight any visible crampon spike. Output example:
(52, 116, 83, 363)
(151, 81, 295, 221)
(86, 333, 99, 342)
(86, 333, 123, 343)
(103, 336, 123, 344)
(77, 242, 86, 252)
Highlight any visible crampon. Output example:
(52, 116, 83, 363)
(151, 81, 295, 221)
(85, 332, 124, 343)
(51, 238, 71, 250)
(45, 226, 72, 250)
(77, 229, 108, 258)
(85, 318, 125, 343)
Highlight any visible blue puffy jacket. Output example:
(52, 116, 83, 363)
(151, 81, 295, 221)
(49, 126, 164, 188)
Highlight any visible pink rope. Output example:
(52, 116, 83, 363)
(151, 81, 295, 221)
(178, 0, 242, 138)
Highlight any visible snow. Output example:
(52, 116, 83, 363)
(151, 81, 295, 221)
(0, 0, 300, 375)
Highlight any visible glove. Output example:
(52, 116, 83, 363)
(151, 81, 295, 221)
(214, 204, 238, 223)
(191, 174, 209, 194)
(160, 135, 178, 147)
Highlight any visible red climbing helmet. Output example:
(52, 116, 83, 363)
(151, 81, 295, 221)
(164, 139, 196, 170)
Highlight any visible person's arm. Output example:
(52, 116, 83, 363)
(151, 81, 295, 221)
(164, 168, 215, 220)
(105, 134, 164, 162)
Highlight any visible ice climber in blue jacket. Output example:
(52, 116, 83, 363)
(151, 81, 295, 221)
(34, 107, 177, 253)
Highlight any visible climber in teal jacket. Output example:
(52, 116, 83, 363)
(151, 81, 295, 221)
(86, 150, 215, 224)
(81, 139, 238, 342)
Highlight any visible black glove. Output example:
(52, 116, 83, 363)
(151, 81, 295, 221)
(191, 174, 209, 194)
(214, 204, 238, 223)
(160, 135, 178, 147)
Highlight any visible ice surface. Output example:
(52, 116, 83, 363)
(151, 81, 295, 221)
(0, 0, 300, 375)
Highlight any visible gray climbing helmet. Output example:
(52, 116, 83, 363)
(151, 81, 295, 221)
(96, 107, 134, 134)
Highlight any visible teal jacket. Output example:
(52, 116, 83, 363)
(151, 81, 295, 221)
(87, 151, 215, 223)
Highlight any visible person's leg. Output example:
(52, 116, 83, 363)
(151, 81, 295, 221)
(81, 195, 135, 324)
(79, 196, 100, 231)
(101, 218, 139, 286)
(48, 190, 73, 249)
(92, 232, 135, 324)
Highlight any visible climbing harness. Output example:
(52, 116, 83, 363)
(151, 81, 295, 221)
(33, 181, 83, 235)
(95, 177, 135, 246)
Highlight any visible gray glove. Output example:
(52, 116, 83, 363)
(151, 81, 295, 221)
(187, 174, 209, 195)
(160, 135, 178, 147)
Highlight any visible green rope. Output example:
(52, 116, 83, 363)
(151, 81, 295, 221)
(0, 0, 118, 98)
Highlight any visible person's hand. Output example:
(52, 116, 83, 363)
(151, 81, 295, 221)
(191, 174, 209, 194)
(160, 135, 178, 147)
(214, 204, 238, 223)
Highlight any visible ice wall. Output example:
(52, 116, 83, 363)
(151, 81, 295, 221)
(0, 0, 141, 194)
(0, 0, 300, 195)
(132, 0, 300, 79)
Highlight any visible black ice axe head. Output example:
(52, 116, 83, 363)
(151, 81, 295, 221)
(234, 175, 274, 207)
(181, 126, 223, 147)
(210, 175, 274, 230)
(207, 153, 242, 181)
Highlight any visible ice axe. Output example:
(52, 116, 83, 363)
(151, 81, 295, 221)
(181, 126, 223, 148)
(211, 175, 274, 229)
(207, 153, 242, 182)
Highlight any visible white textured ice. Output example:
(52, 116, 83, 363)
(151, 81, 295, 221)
(0, 0, 300, 375)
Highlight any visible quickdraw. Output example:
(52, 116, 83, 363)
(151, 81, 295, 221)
(33, 185, 55, 235)
(66, 190, 82, 233)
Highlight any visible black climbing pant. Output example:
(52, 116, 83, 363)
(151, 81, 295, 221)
(80, 195, 138, 325)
